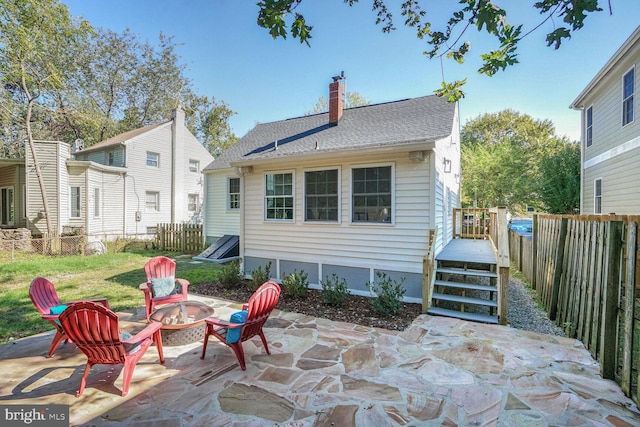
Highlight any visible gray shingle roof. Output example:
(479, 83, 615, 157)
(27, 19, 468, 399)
(205, 94, 455, 170)
(77, 121, 170, 154)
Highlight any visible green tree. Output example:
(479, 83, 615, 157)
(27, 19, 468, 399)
(257, 0, 607, 100)
(306, 91, 371, 115)
(185, 95, 238, 157)
(461, 110, 578, 214)
(538, 142, 580, 214)
(0, 0, 92, 234)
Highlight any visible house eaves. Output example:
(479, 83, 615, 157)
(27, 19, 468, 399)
(570, 25, 640, 110)
(77, 121, 171, 154)
(66, 160, 128, 174)
(0, 158, 25, 167)
(228, 137, 439, 168)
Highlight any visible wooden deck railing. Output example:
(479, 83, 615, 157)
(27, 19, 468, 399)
(488, 207, 510, 325)
(453, 207, 490, 239)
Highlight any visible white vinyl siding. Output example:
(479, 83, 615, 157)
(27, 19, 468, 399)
(204, 171, 241, 240)
(623, 67, 635, 126)
(242, 152, 432, 275)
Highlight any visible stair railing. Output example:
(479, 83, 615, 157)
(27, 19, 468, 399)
(488, 206, 510, 325)
(422, 226, 438, 312)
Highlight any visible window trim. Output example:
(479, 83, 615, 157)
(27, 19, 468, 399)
(145, 191, 160, 213)
(349, 162, 395, 225)
(227, 176, 240, 211)
(189, 159, 199, 173)
(622, 66, 635, 126)
(146, 151, 159, 168)
(585, 105, 593, 148)
(304, 167, 340, 223)
(1, 186, 15, 226)
(107, 151, 114, 166)
(264, 170, 295, 222)
(187, 193, 199, 213)
(594, 178, 602, 214)
(70, 186, 81, 218)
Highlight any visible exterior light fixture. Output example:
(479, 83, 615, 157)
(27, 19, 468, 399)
(443, 158, 452, 173)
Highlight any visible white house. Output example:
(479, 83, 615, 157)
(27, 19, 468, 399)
(203, 78, 460, 301)
(570, 26, 640, 214)
(0, 107, 213, 237)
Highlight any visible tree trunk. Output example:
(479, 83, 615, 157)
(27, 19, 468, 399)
(22, 69, 53, 236)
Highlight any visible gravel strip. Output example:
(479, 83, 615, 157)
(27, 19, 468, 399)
(508, 276, 566, 336)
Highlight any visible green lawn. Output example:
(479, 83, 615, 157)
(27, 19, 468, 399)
(0, 250, 222, 344)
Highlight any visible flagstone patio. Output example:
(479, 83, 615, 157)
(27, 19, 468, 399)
(1, 294, 639, 426)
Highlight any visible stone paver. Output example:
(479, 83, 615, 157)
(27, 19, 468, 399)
(1, 294, 639, 426)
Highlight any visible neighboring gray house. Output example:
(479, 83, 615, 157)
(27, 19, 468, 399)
(571, 26, 640, 214)
(203, 78, 460, 302)
(0, 107, 213, 237)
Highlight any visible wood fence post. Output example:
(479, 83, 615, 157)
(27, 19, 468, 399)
(532, 214, 538, 290)
(600, 220, 623, 380)
(621, 221, 637, 395)
(549, 217, 568, 321)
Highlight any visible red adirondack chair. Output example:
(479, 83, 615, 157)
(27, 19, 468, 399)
(139, 256, 190, 322)
(200, 281, 281, 370)
(29, 277, 110, 358)
(58, 301, 165, 397)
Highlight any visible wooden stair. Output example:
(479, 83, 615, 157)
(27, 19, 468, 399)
(427, 263, 499, 324)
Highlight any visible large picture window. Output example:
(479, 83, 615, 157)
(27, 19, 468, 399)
(265, 172, 293, 220)
(585, 106, 593, 148)
(594, 178, 602, 214)
(305, 169, 338, 221)
(70, 186, 81, 218)
(623, 68, 634, 126)
(352, 165, 392, 223)
(228, 177, 240, 210)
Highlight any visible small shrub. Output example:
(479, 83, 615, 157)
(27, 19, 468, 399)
(368, 271, 406, 316)
(282, 269, 309, 299)
(321, 274, 350, 306)
(250, 261, 272, 291)
(218, 260, 242, 289)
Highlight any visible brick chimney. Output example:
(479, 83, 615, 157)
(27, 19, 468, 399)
(329, 77, 344, 125)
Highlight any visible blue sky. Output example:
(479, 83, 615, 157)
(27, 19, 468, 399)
(62, 1, 640, 141)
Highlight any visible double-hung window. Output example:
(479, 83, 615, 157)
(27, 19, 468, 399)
(228, 177, 240, 210)
(623, 68, 634, 126)
(594, 179, 602, 214)
(305, 169, 338, 221)
(188, 193, 199, 212)
(145, 191, 159, 212)
(189, 159, 199, 173)
(70, 186, 81, 218)
(265, 172, 293, 220)
(1, 187, 14, 226)
(585, 106, 593, 148)
(352, 165, 392, 223)
(146, 152, 159, 168)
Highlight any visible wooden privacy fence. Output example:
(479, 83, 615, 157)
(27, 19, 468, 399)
(510, 214, 640, 405)
(156, 223, 204, 253)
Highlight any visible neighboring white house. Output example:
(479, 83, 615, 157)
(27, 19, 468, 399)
(570, 26, 640, 214)
(203, 78, 460, 302)
(0, 106, 213, 237)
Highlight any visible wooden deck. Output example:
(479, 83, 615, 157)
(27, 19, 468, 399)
(436, 239, 496, 265)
